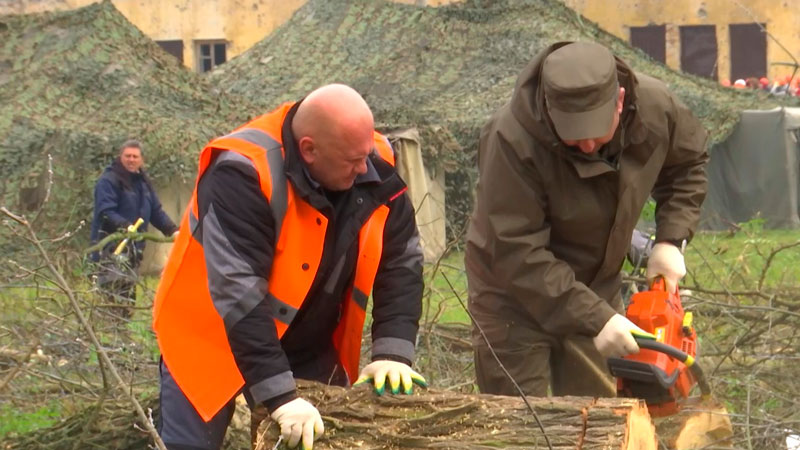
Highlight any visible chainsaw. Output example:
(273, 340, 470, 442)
(607, 278, 711, 417)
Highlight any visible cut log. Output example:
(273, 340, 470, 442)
(654, 399, 733, 449)
(253, 380, 656, 450)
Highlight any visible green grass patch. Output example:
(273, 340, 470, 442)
(0, 402, 61, 439)
(422, 252, 469, 325)
(421, 226, 800, 326)
(686, 227, 800, 290)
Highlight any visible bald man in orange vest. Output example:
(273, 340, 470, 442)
(153, 84, 426, 450)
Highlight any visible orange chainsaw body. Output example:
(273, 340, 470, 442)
(614, 279, 698, 417)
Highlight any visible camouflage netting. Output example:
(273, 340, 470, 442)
(0, 0, 250, 245)
(3, 0, 799, 243)
(211, 0, 799, 150)
(209, 0, 798, 233)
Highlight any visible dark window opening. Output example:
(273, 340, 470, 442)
(730, 23, 767, 81)
(214, 43, 226, 66)
(680, 25, 718, 80)
(196, 41, 227, 73)
(156, 40, 184, 64)
(630, 25, 666, 64)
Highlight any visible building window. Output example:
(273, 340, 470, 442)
(680, 25, 718, 80)
(196, 41, 227, 72)
(630, 25, 666, 64)
(156, 40, 184, 64)
(729, 23, 766, 81)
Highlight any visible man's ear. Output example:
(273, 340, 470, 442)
(297, 136, 316, 165)
(616, 87, 626, 114)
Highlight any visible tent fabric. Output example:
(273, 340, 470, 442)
(701, 107, 800, 230)
(386, 128, 447, 262)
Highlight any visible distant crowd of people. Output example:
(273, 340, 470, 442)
(721, 74, 800, 97)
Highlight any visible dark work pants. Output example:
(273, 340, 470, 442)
(472, 313, 616, 397)
(468, 272, 618, 398)
(158, 360, 236, 450)
(96, 254, 139, 319)
(158, 348, 349, 449)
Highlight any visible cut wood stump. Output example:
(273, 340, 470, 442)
(654, 398, 733, 450)
(253, 380, 656, 450)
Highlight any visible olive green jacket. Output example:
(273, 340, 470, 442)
(465, 42, 708, 337)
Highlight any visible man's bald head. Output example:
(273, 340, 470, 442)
(292, 84, 376, 191)
(292, 84, 374, 141)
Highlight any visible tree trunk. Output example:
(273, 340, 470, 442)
(253, 380, 656, 450)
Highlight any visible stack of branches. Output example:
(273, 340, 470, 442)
(0, 203, 253, 450)
(678, 234, 800, 449)
(2, 188, 799, 449)
(409, 224, 800, 449)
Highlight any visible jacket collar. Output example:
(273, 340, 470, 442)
(108, 157, 149, 190)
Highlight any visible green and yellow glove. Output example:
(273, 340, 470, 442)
(354, 360, 427, 395)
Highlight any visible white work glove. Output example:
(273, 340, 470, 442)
(646, 242, 686, 294)
(354, 360, 428, 395)
(593, 314, 647, 358)
(269, 398, 324, 450)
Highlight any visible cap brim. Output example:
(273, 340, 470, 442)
(548, 94, 616, 141)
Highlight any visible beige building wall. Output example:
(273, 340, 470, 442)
(8, 0, 795, 80)
(0, 0, 459, 71)
(0, 0, 306, 71)
(112, 0, 307, 72)
(563, 0, 800, 82)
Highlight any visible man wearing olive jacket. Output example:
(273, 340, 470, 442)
(465, 41, 708, 397)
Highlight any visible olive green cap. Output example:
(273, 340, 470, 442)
(542, 42, 619, 141)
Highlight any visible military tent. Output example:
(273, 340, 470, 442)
(210, 0, 798, 237)
(701, 107, 800, 230)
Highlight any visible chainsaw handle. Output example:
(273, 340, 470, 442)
(634, 337, 691, 365)
(634, 337, 711, 396)
(650, 276, 666, 292)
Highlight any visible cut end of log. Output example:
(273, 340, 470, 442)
(655, 398, 733, 450)
(620, 399, 657, 450)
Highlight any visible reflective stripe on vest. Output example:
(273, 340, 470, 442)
(152, 102, 396, 421)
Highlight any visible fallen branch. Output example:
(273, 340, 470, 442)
(1, 206, 167, 450)
(84, 230, 175, 255)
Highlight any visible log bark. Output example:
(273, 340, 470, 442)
(253, 381, 656, 450)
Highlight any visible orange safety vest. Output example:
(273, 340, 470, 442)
(152, 102, 396, 421)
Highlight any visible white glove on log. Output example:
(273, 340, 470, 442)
(646, 242, 686, 294)
(270, 398, 324, 449)
(593, 314, 645, 358)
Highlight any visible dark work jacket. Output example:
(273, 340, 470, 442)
(90, 159, 178, 262)
(196, 104, 424, 412)
(466, 42, 709, 338)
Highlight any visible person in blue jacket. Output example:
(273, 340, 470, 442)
(90, 140, 178, 318)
